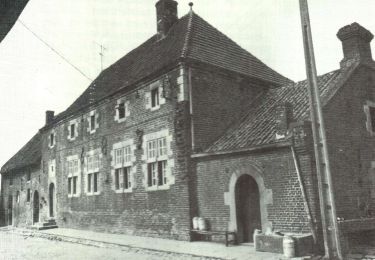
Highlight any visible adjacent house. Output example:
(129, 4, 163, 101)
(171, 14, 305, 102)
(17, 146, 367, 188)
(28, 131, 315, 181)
(1, 0, 375, 256)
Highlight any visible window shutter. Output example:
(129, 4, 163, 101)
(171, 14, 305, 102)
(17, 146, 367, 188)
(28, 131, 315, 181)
(125, 101, 130, 117)
(145, 92, 151, 109)
(159, 86, 166, 105)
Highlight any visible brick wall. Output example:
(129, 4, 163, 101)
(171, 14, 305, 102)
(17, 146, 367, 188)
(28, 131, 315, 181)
(190, 64, 267, 152)
(323, 65, 375, 219)
(0, 166, 45, 227)
(40, 66, 192, 240)
(193, 147, 314, 241)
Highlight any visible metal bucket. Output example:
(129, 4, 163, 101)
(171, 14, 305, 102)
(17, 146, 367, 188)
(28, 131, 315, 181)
(283, 235, 295, 258)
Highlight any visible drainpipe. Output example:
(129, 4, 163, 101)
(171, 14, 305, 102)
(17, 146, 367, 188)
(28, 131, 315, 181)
(188, 66, 195, 151)
(291, 145, 317, 244)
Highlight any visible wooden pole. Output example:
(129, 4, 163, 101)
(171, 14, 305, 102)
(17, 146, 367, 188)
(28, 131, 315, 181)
(299, 0, 343, 259)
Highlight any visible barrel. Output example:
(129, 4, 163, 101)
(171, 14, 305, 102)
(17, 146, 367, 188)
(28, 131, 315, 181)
(283, 235, 295, 258)
(192, 217, 199, 230)
(197, 217, 207, 231)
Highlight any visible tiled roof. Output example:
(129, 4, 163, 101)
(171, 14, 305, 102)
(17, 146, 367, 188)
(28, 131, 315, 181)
(54, 11, 291, 122)
(0, 0, 29, 43)
(1, 132, 41, 174)
(206, 63, 359, 153)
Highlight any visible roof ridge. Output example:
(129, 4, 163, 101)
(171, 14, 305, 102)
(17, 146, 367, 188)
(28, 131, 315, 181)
(181, 10, 195, 59)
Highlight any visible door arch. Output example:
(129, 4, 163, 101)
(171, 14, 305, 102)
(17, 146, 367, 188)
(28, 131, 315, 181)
(235, 174, 261, 243)
(49, 183, 55, 218)
(33, 191, 39, 224)
(225, 164, 273, 238)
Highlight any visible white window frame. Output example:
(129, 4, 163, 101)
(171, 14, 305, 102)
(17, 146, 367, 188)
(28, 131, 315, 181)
(145, 80, 166, 111)
(114, 98, 130, 123)
(67, 119, 79, 141)
(142, 129, 174, 191)
(111, 139, 136, 193)
(66, 155, 81, 198)
(85, 149, 102, 196)
(87, 110, 99, 134)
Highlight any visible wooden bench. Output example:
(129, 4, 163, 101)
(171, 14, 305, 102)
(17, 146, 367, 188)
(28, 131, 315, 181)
(188, 229, 237, 247)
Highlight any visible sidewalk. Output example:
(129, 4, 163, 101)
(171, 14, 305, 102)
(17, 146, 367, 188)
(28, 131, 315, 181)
(1, 226, 287, 260)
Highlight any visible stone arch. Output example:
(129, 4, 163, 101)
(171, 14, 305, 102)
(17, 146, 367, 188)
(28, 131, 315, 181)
(224, 163, 273, 233)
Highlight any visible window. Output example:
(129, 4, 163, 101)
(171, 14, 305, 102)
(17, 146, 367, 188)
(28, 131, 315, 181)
(27, 189, 31, 202)
(114, 167, 132, 191)
(70, 124, 75, 138)
(112, 141, 134, 193)
(67, 158, 80, 197)
(27, 171, 31, 182)
(16, 191, 20, 204)
(90, 115, 95, 131)
(86, 153, 100, 195)
(151, 87, 159, 108)
(87, 111, 99, 134)
(146, 137, 168, 188)
(9, 177, 13, 186)
(118, 102, 125, 119)
(50, 133, 55, 147)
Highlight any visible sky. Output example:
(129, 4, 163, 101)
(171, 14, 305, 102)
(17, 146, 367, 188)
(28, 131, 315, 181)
(0, 0, 374, 169)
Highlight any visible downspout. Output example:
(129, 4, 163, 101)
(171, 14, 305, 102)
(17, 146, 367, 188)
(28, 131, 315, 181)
(291, 145, 317, 244)
(188, 67, 195, 151)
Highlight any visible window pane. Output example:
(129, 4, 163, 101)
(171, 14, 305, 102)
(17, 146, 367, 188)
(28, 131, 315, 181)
(71, 124, 75, 138)
(68, 177, 72, 194)
(124, 146, 131, 163)
(73, 176, 77, 195)
(90, 115, 95, 130)
(115, 149, 123, 165)
(147, 164, 152, 187)
(94, 172, 98, 192)
(115, 169, 120, 190)
(118, 103, 125, 119)
(124, 167, 131, 189)
(87, 174, 92, 193)
(27, 189, 31, 202)
(151, 88, 159, 107)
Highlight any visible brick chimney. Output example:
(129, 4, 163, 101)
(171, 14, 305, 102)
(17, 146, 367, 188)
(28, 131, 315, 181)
(45, 110, 54, 125)
(275, 102, 294, 140)
(156, 0, 178, 39)
(337, 22, 374, 67)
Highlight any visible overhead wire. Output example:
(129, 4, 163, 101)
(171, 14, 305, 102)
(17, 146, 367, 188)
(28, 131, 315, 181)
(17, 19, 93, 82)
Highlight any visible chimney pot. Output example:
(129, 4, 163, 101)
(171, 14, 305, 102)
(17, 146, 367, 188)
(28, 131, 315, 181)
(155, 0, 178, 39)
(46, 110, 54, 125)
(337, 22, 374, 67)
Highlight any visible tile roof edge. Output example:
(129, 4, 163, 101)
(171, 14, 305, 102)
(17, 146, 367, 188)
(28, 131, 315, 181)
(180, 11, 194, 59)
(320, 62, 361, 108)
(192, 141, 292, 159)
(0, 131, 41, 174)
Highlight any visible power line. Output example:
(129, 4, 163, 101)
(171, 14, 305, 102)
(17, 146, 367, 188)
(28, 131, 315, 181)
(17, 19, 93, 82)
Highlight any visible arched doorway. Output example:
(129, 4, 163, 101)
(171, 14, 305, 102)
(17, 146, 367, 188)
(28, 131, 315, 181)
(49, 183, 55, 218)
(33, 191, 39, 224)
(235, 174, 261, 243)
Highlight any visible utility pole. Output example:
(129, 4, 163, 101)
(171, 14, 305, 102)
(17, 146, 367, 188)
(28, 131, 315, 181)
(299, 0, 343, 259)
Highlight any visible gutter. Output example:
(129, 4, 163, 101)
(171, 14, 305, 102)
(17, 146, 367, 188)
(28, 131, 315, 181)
(191, 141, 291, 159)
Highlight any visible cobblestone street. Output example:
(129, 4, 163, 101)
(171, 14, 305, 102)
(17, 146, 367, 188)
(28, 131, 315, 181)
(0, 232, 213, 260)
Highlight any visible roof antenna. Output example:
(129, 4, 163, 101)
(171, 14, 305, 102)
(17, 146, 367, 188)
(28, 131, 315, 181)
(189, 2, 193, 11)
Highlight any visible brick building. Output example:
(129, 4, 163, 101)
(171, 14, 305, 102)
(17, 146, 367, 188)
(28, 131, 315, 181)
(1, 0, 375, 255)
